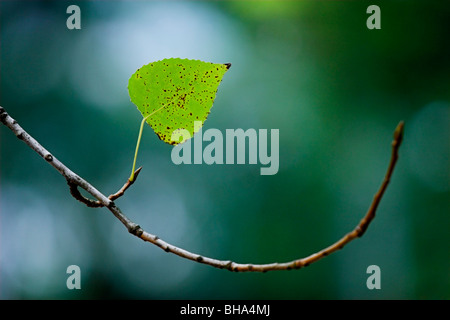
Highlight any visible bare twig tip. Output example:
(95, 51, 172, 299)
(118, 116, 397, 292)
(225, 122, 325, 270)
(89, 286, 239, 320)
(394, 121, 404, 143)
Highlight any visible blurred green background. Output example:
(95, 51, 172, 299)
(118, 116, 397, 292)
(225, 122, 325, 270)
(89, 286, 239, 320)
(1, 0, 449, 299)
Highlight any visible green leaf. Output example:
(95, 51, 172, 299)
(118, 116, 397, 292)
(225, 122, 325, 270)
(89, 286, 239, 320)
(128, 58, 231, 145)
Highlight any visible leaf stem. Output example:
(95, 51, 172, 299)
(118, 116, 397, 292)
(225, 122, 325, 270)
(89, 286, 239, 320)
(129, 106, 165, 182)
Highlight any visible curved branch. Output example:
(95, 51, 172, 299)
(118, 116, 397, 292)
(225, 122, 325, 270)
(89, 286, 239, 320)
(0, 105, 404, 272)
(68, 167, 143, 207)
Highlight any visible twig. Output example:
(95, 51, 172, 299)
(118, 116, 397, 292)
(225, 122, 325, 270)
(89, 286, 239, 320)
(0, 105, 404, 272)
(109, 167, 143, 200)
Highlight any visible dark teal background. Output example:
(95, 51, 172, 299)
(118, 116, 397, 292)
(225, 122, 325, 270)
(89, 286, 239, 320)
(1, 1, 449, 299)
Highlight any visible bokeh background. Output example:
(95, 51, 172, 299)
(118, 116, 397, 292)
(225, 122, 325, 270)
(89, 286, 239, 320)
(1, 0, 449, 299)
